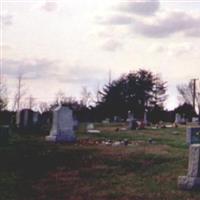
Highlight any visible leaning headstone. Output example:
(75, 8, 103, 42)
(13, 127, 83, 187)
(186, 127, 200, 145)
(178, 144, 200, 190)
(45, 106, 76, 142)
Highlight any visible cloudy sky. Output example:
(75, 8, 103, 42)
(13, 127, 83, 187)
(1, 0, 200, 110)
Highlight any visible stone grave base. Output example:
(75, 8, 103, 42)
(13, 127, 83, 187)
(45, 134, 76, 143)
(178, 176, 200, 190)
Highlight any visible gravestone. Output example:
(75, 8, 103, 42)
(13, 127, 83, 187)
(45, 106, 76, 142)
(16, 109, 34, 129)
(102, 118, 110, 124)
(87, 123, 94, 130)
(186, 127, 200, 145)
(178, 144, 200, 190)
(16, 111, 20, 128)
(192, 117, 199, 123)
(127, 110, 134, 129)
(144, 111, 148, 125)
(33, 112, 39, 125)
(127, 110, 137, 130)
(175, 113, 181, 124)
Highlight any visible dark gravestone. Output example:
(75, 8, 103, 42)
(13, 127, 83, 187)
(187, 127, 200, 145)
(0, 125, 10, 144)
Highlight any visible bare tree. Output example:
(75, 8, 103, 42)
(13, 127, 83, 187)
(80, 86, 92, 107)
(27, 95, 36, 110)
(177, 81, 193, 105)
(177, 80, 200, 113)
(0, 81, 8, 111)
(55, 90, 67, 105)
(12, 74, 27, 111)
(39, 102, 50, 113)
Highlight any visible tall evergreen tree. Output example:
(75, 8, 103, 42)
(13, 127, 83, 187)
(97, 69, 167, 119)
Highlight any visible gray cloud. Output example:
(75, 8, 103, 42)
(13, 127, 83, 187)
(0, 14, 13, 26)
(133, 11, 200, 38)
(3, 58, 57, 79)
(41, 1, 58, 12)
(59, 66, 106, 84)
(149, 42, 200, 56)
(97, 15, 132, 26)
(117, 0, 160, 16)
(101, 39, 122, 51)
(3, 58, 106, 87)
(98, 6, 200, 38)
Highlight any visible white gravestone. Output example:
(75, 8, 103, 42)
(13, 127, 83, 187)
(45, 106, 76, 142)
(178, 144, 200, 190)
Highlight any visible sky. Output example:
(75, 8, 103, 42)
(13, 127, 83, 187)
(1, 0, 200, 110)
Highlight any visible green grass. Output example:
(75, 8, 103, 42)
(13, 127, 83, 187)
(0, 124, 199, 200)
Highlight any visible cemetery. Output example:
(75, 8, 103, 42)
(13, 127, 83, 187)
(1, 69, 200, 199)
(0, 104, 200, 200)
(2, 0, 200, 199)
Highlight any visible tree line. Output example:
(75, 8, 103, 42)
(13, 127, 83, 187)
(0, 69, 199, 123)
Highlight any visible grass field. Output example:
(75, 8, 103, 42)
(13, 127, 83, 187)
(0, 124, 200, 200)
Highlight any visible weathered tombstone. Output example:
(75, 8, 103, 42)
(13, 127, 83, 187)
(178, 144, 200, 190)
(175, 113, 181, 124)
(45, 106, 76, 142)
(186, 127, 200, 145)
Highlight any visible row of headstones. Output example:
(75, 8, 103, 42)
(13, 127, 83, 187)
(45, 106, 200, 190)
(16, 109, 40, 129)
(175, 113, 200, 124)
(178, 127, 200, 190)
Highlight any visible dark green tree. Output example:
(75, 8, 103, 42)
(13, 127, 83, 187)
(97, 69, 167, 119)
